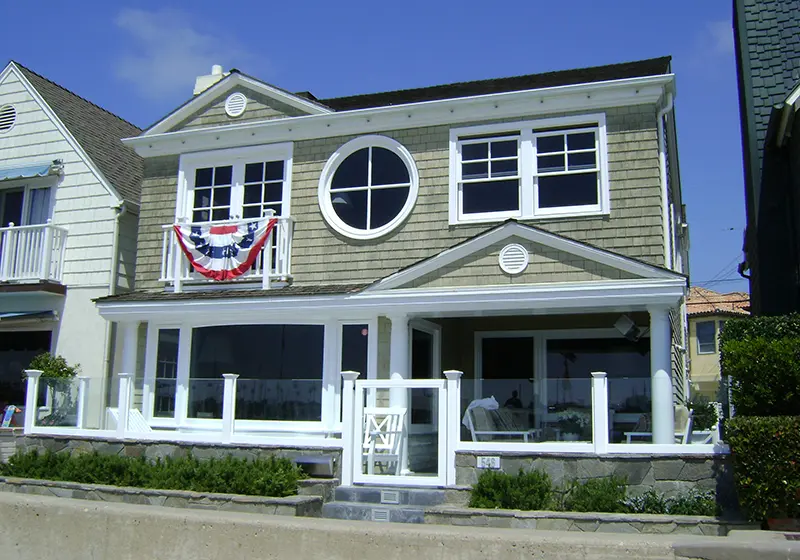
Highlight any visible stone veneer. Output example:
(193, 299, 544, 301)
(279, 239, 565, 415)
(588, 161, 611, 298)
(14, 435, 342, 480)
(0, 477, 323, 517)
(455, 451, 737, 512)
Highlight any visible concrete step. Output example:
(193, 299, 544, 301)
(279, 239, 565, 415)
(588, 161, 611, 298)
(322, 501, 425, 524)
(334, 485, 448, 507)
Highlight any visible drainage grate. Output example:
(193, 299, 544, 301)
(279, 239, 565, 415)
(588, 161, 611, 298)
(371, 508, 390, 522)
(380, 490, 400, 505)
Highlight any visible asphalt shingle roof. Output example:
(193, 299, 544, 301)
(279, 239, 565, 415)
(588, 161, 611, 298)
(15, 63, 143, 206)
(95, 283, 369, 304)
(320, 56, 672, 111)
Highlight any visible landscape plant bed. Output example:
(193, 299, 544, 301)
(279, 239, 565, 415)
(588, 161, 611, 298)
(0, 475, 322, 517)
(424, 505, 759, 535)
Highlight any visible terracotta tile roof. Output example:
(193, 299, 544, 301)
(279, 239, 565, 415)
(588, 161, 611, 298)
(687, 287, 750, 317)
(14, 62, 142, 207)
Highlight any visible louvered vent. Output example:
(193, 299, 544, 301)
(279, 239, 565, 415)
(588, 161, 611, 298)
(380, 490, 400, 504)
(371, 508, 391, 522)
(499, 243, 529, 275)
(224, 92, 248, 117)
(0, 105, 16, 133)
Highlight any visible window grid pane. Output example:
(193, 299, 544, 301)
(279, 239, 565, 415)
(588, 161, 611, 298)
(534, 127, 600, 211)
(459, 136, 521, 216)
(696, 321, 717, 354)
(192, 166, 233, 222)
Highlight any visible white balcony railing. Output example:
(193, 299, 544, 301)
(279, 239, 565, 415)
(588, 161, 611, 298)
(0, 222, 68, 283)
(160, 215, 294, 292)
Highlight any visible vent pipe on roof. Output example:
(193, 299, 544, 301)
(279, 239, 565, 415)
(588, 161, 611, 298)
(193, 64, 229, 96)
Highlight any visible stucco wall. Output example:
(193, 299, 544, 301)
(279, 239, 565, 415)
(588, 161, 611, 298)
(133, 104, 664, 292)
(688, 316, 724, 398)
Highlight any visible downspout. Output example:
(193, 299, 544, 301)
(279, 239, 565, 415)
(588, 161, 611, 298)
(100, 202, 126, 418)
(657, 92, 674, 270)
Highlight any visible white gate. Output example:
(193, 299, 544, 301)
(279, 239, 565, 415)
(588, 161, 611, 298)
(341, 373, 462, 487)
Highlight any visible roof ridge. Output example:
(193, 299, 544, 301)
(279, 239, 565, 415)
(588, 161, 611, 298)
(12, 60, 142, 132)
(320, 56, 672, 103)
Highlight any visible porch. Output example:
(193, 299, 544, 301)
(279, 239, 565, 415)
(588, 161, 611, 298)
(0, 222, 67, 284)
(22, 303, 725, 488)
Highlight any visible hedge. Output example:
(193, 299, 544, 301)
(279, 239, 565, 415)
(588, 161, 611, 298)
(725, 416, 800, 522)
(719, 315, 800, 416)
(469, 470, 717, 516)
(0, 451, 302, 498)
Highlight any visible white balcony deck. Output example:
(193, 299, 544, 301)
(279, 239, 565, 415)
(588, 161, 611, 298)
(159, 216, 294, 292)
(0, 222, 68, 284)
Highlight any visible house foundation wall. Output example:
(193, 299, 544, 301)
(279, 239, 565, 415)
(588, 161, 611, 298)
(13, 435, 343, 479)
(455, 451, 737, 511)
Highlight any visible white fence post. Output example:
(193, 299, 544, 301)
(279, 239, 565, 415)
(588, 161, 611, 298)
(261, 211, 275, 290)
(40, 222, 54, 280)
(0, 226, 13, 281)
(76, 376, 90, 429)
(591, 371, 609, 454)
(221, 374, 239, 443)
(172, 223, 183, 293)
(23, 369, 43, 434)
(116, 373, 133, 439)
(443, 370, 463, 486)
(340, 371, 360, 487)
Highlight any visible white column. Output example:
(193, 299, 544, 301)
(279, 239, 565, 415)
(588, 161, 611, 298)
(340, 371, 360, 486)
(649, 306, 675, 444)
(116, 373, 133, 438)
(388, 314, 410, 474)
(590, 371, 609, 454)
(23, 370, 42, 434)
(76, 376, 90, 429)
(221, 374, 239, 443)
(120, 321, 140, 382)
(443, 370, 463, 486)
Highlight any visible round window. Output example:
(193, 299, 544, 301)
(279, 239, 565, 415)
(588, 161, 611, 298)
(319, 135, 418, 240)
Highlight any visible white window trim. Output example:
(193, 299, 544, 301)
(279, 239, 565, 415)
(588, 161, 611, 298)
(448, 114, 610, 225)
(0, 177, 57, 226)
(176, 143, 293, 222)
(318, 135, 419, 241)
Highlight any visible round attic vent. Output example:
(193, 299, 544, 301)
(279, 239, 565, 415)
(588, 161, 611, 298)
(499, 243, 529, 275)
(224, 93, 247, 117)
(0, 105, 17, 133)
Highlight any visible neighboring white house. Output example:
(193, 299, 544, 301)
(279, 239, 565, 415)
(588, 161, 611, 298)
(0, 61, 141, 426)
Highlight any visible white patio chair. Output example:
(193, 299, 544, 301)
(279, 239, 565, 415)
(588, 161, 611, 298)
(467, 406, 539, 442)
(624, 407, 694, 444)
(362, 406, 406, 475)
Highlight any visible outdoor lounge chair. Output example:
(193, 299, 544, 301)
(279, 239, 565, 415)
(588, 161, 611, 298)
(624, 406, 694, 444)
(362, 406, 406, 475)
(467, 406, 539, 442)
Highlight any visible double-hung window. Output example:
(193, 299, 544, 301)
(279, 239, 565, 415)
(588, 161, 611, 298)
(178, 143, 292, 223)
(450, 114, 609, 224)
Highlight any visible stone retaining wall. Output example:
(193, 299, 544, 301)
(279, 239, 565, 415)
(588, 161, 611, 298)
(0, 476, 323, 517)
(455, 451, 737, 511)
(0, 428, 21, 462)
(425, 506, 757, 535)
(15, 435, 342, 479)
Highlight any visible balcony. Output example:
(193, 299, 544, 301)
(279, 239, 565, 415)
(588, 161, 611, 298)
(0, 222, 68, 284)
(160, 216, 294, 292)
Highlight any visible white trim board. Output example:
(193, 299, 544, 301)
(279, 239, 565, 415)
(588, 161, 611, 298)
(367, 221, 685, 292)
(125, 75, 674, 158)
(96, 278, 686, 322)
(1, 62, 123, 207)
(145, 72, 333, 135)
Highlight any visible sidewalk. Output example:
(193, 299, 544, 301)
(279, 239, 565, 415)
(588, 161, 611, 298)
(0, 492, 797, 560)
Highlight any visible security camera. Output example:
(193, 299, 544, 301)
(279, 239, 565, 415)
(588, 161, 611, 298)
(615, 315, 642, 342)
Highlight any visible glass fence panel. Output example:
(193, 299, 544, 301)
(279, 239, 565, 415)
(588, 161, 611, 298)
(154, 379, 177, 418)
(188, 378, 224, 419)
(35, 378, 80, 427)
(359, 386, 439, 477)
(461, 378, 593, 443)
(235, 379, 322, 421)
(610, 377, 651, 443)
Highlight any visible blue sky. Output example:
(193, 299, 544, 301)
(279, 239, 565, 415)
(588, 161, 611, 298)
(1, 1, 747, 292)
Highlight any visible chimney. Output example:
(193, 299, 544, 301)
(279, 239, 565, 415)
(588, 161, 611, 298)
(193, 64, 228, 95)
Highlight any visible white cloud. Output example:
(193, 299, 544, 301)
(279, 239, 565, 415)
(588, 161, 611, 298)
(707, 20, 735, 56)
(114, 8, 254, 100)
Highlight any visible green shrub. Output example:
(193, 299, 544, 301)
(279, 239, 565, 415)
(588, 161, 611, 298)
(469, 469, 553, 510)
(624, 489, 667, 514)
(27, 353, 80, 378)
(725, 416, 800, 522)
(0, 450, 302, 498)
(624, 489, 718, 516)
(719, 315, 800, 416)
(689, 397, 719, 431)
(563, 476, 628, 513)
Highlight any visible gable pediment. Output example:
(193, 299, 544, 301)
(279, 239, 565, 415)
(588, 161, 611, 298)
(368, 221, 683, 291)
(144, 72, 332, 136)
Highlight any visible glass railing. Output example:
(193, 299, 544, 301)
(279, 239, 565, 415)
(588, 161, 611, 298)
(35, 377, 81, 427)
(153, 378, 177, 418)
(235, 379, 321, 422)
(187, 378, 224, 419)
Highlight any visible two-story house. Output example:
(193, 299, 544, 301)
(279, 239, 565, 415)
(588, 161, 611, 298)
(0, 62, 141, 426)
(63, 56, 700, 488)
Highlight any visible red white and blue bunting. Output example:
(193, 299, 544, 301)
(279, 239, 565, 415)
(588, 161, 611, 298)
(173, 219, 277, 281)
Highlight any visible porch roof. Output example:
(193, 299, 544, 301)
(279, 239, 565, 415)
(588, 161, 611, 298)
(94, 283, 369, 303)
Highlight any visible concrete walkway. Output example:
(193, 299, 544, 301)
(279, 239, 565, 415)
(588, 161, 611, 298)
(0, 492, 797, 560)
